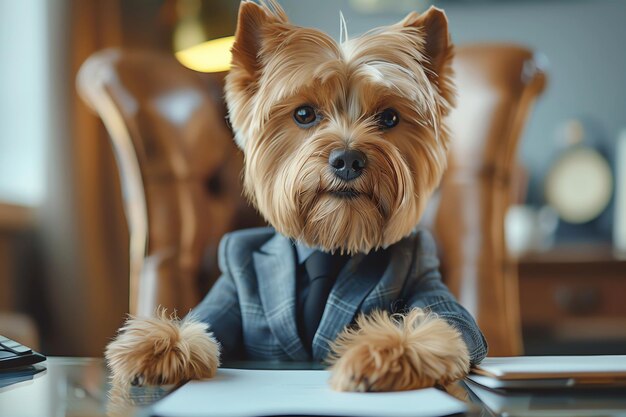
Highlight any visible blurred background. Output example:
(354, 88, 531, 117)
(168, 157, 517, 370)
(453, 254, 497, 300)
(0, 0, 625, 358)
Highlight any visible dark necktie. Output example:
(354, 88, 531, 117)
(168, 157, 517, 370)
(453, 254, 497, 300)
(302, 251, 348, 350)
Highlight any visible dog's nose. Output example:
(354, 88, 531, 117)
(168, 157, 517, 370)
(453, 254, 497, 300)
(329, 149, 367, 181)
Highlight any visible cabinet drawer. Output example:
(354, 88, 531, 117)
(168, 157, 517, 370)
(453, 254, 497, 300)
(519, 273, 626, 325)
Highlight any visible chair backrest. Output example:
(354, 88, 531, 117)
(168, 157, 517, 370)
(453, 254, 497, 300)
(78, 44, 545, 356)
(77, 50, 264, 318)
(432, 45, 546, 356)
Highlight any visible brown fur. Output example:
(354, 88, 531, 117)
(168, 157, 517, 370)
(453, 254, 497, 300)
(226, 0, 454, 255)
(328, 309, 469, 391)
(105, 1, 470, 392)
(105, 310, 220, 387)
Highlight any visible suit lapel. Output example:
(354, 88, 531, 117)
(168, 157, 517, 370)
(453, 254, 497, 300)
(253, 233, 309, 361)
(312, 249, 390, 361)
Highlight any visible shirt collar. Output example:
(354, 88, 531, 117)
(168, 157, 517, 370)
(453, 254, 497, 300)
(294, 241, 317, 265)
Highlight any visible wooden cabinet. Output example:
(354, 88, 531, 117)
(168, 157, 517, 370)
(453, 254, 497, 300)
(518, 245, 626, 354)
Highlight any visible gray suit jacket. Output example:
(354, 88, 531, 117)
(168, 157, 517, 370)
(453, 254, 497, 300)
(191, 227, 488, 364)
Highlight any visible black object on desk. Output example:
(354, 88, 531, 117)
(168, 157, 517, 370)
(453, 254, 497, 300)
(0, 365, 46, 390)
(0, 335, 46, 371)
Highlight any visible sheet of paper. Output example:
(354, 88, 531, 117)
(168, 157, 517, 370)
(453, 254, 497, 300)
(151, 369, 467, 417)
(475, 355, 626, 379)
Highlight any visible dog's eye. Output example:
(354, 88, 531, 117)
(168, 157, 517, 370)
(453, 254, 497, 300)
(377, 108, 399, 129)
(293, 105, 319, 128)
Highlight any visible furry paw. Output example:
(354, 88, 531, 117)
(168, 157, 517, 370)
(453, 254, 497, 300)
(328, 309, 469, 392)
(105, 310, 220, 387)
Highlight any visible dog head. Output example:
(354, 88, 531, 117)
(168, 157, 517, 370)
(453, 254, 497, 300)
(225, 0, 454, 254)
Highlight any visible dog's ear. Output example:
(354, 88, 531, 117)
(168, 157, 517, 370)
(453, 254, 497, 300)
(402, 7, 451, 76)
(230, 1, 287, 75)
(400, 6, 454, 104)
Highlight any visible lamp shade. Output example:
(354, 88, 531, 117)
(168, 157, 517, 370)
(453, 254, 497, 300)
(172, 0, 237, 73)
(175, 35, 234, 73)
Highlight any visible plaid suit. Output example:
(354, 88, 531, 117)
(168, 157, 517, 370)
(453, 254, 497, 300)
(191, 227, 488, 364)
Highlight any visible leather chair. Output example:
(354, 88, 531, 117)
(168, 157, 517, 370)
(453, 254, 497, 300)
(433, 45, 546, 356)
(77, 44, 546, 356)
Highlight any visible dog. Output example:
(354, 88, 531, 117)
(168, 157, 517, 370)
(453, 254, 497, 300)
(105, 0, 487, 392)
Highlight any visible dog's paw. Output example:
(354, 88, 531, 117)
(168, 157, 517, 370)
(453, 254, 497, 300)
(105, 310, 220, 387)
(328, 309, 469, 392)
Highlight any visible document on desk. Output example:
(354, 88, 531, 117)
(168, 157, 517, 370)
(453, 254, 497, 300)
(151, 369, 467, 417)
(473, 355, 626, 380)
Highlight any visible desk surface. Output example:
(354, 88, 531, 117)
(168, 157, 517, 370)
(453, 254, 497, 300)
(1, 357, 626, 417)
